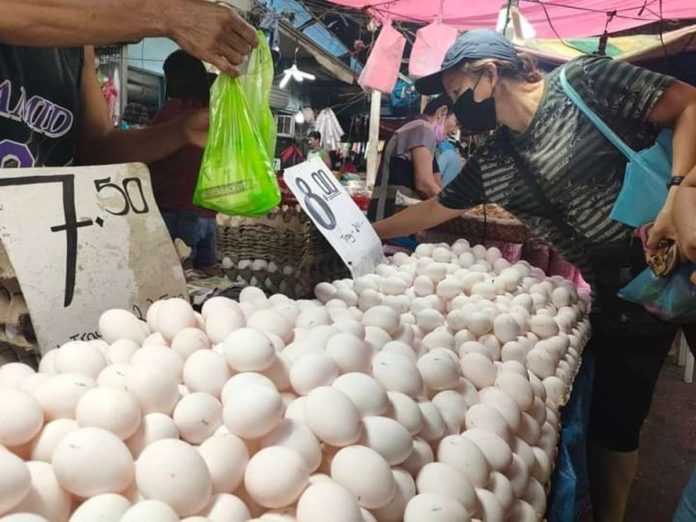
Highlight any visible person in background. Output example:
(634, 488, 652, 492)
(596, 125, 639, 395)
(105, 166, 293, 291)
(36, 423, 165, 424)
(148, 51, 217, 274)
(367, 94, 452, 222)
(120, 103, 150, 129)
(306, 130, 332, 169)
(373, 29, 696, 522)
(436, 111, 464, 187)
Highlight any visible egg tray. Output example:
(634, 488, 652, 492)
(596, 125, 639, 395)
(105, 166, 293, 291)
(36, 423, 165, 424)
(222, 257, 350, 300)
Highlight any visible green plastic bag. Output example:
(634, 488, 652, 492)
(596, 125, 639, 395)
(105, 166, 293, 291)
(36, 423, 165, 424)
(194, 32, 280, 216)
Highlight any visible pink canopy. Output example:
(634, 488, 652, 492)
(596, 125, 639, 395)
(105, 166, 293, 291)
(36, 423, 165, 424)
(327, 0, 696, 38)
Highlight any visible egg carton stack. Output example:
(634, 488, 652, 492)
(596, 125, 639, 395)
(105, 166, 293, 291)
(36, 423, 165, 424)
(0, 239, 590, 522)
(0, 242, 40, 366)
(217, 207, 349, 299)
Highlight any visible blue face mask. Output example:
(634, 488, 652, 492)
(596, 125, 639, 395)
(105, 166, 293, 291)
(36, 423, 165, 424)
(454, 73, 497, 133)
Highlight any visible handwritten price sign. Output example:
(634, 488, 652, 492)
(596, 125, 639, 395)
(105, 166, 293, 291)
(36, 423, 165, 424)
(0, 163, 187, 353)
(283, 158, 385, 277)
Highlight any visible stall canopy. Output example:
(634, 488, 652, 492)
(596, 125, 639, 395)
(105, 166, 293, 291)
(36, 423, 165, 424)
(327, 0, 696, 38)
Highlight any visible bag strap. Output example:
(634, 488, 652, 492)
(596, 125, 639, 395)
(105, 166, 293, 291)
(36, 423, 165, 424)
(500, 129, 584, 247)
(559, 64, 637, 162)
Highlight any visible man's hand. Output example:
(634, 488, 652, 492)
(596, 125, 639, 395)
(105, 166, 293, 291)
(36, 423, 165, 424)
(673, 182, 696, 262)
(181, 109, 210, 149)
(166, 0, 258, 77)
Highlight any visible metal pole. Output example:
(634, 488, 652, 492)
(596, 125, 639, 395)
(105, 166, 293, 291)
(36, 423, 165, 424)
(366, 90, 382, 189)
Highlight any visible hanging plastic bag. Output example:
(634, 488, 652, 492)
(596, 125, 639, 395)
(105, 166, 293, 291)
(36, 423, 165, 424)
(241, 32, 276, 160)
(194, 31, 280, 216)
(618, 263, 696, 323)
(409, 20, 458, 79)
(358, 21, 406, 94)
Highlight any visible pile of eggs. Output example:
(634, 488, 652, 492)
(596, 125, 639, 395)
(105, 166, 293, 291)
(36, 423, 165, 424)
(0, 240, 590, 522)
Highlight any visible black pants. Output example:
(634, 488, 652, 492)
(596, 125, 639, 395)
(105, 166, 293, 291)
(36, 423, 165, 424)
(586, 241, 678, 452)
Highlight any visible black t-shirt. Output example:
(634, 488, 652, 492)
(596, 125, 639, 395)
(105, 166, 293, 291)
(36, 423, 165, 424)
(439, 55, 672, 280)
(0, 45, 83, 168)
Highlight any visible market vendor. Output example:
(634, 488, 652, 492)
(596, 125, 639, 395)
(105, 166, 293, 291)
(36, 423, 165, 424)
(306, 131, 332, 169)
(0, 0, 257, 168)
(149, 51, 217, 274)
(367, 95, 451, 222)
(373, 29, 696, 522)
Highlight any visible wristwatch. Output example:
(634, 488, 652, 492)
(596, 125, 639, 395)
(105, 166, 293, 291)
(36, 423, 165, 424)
(667, 175, 686, 189)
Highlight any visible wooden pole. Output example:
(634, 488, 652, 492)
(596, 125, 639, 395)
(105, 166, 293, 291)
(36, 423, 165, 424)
(366, 91, 382, 189)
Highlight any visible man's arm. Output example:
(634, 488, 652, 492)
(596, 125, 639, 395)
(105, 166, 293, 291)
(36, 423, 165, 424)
(0, 0, 256, 76)
(77, 47, 205, 165)
(412, 146, 441, 199)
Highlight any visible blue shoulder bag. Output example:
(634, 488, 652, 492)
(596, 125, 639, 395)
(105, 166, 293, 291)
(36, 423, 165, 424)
(559, 64, 696, 323)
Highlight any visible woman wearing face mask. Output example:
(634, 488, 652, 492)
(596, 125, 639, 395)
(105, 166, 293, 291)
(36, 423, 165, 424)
(367, 95, 451, 222)
(373, 29, 696, 522)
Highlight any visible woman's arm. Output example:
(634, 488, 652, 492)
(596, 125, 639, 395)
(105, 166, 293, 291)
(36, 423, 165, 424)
(322, 151, 332, 169)
(373, 197, 463, 239)
(673, 171, 696, 261)
(412, 146, 441, 199)
(77, 47, 207, 165)
(644, 80, 696, 253)
(0, 0, 256, 76)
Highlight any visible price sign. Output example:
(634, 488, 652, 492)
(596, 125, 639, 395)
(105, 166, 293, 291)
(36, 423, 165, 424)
(283, 158, 385, 277)
(0, 163, 187, 353)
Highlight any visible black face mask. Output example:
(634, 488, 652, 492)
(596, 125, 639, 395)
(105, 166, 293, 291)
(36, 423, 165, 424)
(453, 74, 498, 133)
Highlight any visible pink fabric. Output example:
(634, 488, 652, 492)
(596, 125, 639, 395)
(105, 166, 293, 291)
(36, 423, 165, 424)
(331, 0, 696, 38)
(358, 21, 406, 93)
(409, 20, 459, 78)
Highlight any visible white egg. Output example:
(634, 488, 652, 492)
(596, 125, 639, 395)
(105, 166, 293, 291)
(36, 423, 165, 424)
(464, 403, 510, 442)
(223, 328, 276, 372)
(437, 435, 489, 488)
(416, 462, 476, 512)
(416, 402, 446, 442)
(325, 334, 371, 374)
(244, 446, 309, 508)
(415, 309, 445, 333)
(75, 386, 140, 440)
(54, 341, 107, 379)
(467, 312, 493, 337)
(0, 388, 43, 447)
(475, 488, 505, 522)
(199, 493, 250, 522)
(131, 345, 184, 383)
(52, 427, 134, 497)
(385, 391, 423, 435)
(331, 445, 396, 509)
(303, 386, 361, 446)
(261, 418, 321, 472)
(360, 416, 413, 465)
(124, 363, 179, 415)
(170, 327, 211, 360)
(173, 392, 222, 444)
(332, 373, 389, 417)
(68, 493, 131, 522)
(198, 433, 249, 493)
(205, 308, 246, 345)
(416, 351, 459, 391)
(0, 450, 31, 514)
(370, 467, 416, 522)
(404, 493, 470, 522)
(526, 348, 557, 379)
(495, 371, 534, 411)
(183, 349, 231, 398)
(8, 461, 70, 522)
(32, 373, 96, 421)
(462, 428, 512, 472)
(157, 298, 196, 342)
(460, 353, 496, 390)
(119, 500, 179, 522)
(371, 352, 423, 398)
(221, 373, 276, 404)
(296, 482, 363, 522)
(136, 438, 212, 516)
(125, 412, 179, 458)
(223, 384, 283, 439)
(98, 309, 147, 345)
(530, 315, 559, 338)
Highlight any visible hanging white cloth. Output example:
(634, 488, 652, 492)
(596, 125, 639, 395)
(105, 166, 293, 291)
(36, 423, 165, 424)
(313, 108, 345, 151)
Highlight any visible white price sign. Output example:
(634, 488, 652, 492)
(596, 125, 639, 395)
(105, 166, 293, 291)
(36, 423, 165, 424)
(283, 158, 385, 277)
(0, 163, 188, 353)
